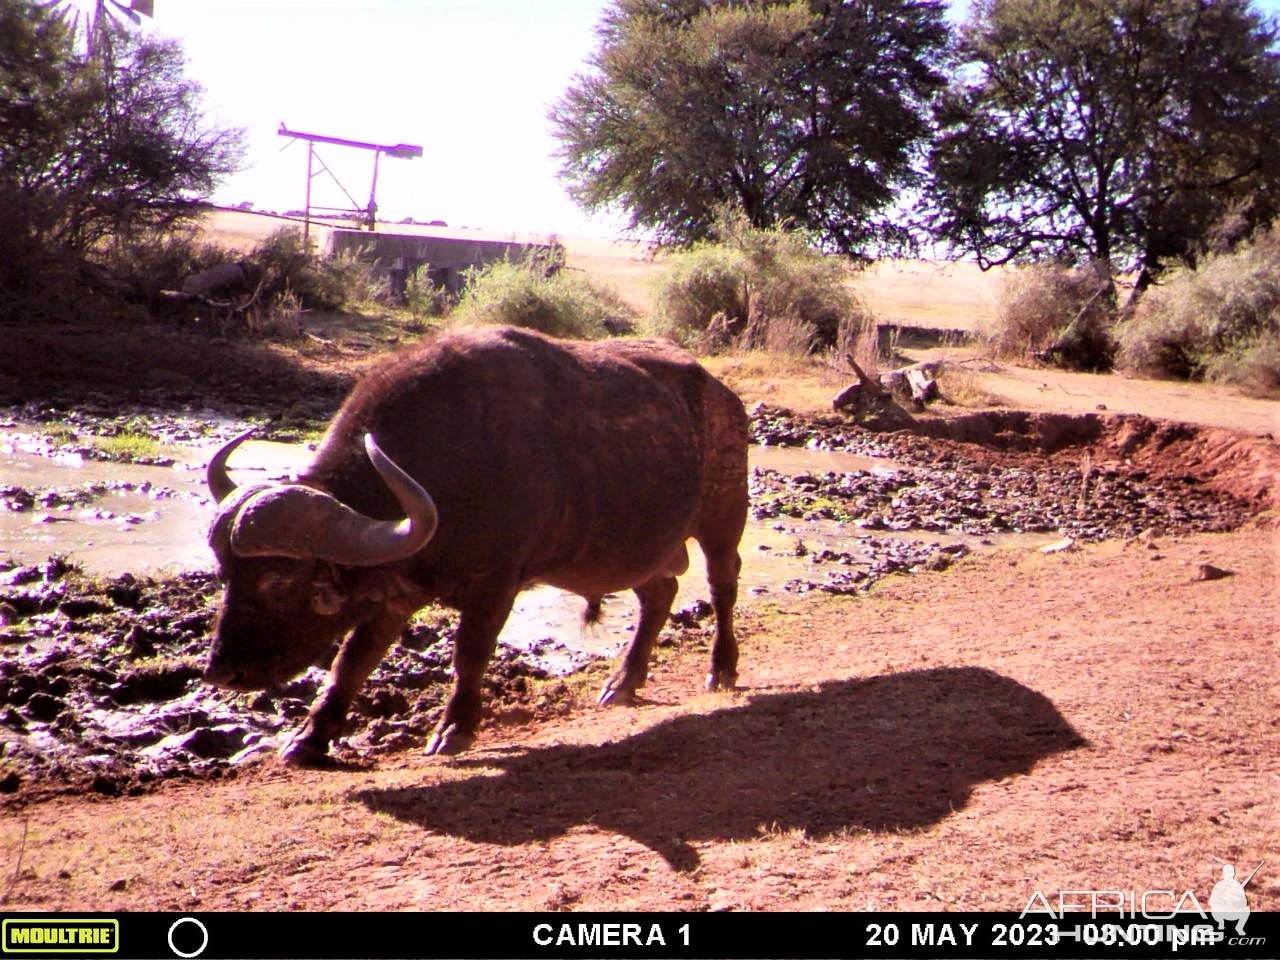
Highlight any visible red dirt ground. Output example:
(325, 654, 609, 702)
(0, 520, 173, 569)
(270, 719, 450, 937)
(2, 522, 1274, 912)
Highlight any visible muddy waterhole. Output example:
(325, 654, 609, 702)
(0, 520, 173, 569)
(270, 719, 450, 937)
(0, 406, 1254, 796)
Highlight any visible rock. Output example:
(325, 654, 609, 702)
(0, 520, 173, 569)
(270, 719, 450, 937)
(23, 692, 65, 721)
(144, 724, 249, 760)
(229, 740, 277, 766)
(58, 597, 110, 619)
(1040, 537, 1077, 555)
(1194, 563, 1233, 582)
(0, 770, 20, 793)
(0, 566, 40, 587)
(355, 688, 410, 719)
(670, 599, 714, 626)
(925, 552, 953, 572)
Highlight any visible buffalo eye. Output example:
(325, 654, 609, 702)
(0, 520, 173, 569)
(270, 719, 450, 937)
(311, 580, 345, 616)
(255, 570, 304, 599)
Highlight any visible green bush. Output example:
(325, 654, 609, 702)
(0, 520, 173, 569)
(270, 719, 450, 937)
(989, 261, 1115, 371)
(404, 264, 452, 320)
(648, 218, 859, 354)
(1118, 228, 1280, 394)
(449, 259, 635, 340)
(245, 228, 389, 311)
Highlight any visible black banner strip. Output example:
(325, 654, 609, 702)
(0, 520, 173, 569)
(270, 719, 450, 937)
(0, 912, 1275, 960)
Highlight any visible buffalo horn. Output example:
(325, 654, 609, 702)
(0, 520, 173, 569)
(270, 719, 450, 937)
(206, 427, 257, 503)
(228, 433, 439, 567)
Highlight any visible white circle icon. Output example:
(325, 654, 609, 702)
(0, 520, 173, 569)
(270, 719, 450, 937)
(167, 917, 209, 959)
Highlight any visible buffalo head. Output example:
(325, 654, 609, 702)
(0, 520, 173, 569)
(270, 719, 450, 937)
(202, 430, 438, 691)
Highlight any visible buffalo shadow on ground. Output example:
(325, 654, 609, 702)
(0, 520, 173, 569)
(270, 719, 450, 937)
(355, 666, 1085, 870)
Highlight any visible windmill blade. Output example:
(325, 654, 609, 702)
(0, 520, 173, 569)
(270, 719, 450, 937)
(38, 0, 79, 29)
(106, 0, 142, 26)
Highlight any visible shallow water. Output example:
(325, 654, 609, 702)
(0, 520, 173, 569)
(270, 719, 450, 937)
(1, 430, 1037, 667)
(0, 432, 308, 575)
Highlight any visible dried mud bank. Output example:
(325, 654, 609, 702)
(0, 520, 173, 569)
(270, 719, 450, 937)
(1, 406, 1273, 801)
(753, 404, 1279, 513)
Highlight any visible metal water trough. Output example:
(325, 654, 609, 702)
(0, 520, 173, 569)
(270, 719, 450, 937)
(326, 229, 562, 298)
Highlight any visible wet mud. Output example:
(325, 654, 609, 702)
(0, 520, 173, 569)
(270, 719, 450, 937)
(0, 403, 1268, 799)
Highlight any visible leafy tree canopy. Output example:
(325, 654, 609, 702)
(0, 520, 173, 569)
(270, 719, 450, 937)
(0, 0, 243, 257)
(925, 0, 1280, 279)
(552, 0, 949, 257)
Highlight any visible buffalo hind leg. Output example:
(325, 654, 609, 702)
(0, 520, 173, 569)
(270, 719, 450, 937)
(281, 611, 407, 767)
(426, 589, 516, 756)
(701, 539, 742, 692)
(598, 573, 679, 707)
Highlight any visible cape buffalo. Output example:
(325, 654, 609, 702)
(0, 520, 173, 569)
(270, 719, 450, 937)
(203, 326, 749, 763)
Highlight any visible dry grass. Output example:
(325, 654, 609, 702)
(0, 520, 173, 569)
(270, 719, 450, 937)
(702, 351, 848, 415)
(935, 365, 1010, 408)
(856, 259, 1003, 332)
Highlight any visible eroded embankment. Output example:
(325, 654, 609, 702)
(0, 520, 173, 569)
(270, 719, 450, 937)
(755, 405, 1280, 514)
(0, 407, 1273, 801)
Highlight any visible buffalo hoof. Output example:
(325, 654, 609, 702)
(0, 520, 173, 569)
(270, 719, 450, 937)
(597, 669, 642, 707)
(425, 724, 475, 756)
(706, 670, 737, 692)
(597, 682, 636, 707)
(279, 737, 330, 768)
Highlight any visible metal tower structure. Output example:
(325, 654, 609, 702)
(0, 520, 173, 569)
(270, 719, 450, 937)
(277, 124, 424, 243)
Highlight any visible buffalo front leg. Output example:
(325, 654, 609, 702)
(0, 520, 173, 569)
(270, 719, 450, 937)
(426, 589, 516, 756)
(281, 612, 407, 767)
(598, 574, 679, 706)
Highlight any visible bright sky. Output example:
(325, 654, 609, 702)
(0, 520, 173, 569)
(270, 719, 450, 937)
(73, 0, 1280, 240)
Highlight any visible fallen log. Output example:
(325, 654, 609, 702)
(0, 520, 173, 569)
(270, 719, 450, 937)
(832, 355, 920, 430)
(836, 357, 940, 411)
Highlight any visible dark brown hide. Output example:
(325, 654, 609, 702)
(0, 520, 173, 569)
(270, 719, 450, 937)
(205, 326, 748, 762)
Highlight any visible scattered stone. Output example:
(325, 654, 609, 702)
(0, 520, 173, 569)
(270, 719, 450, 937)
(1194, 563, 1233, 582)
(23, 692, 66, 722)
(1040, 538, 1078, 555)
(670, 599, 713, 627)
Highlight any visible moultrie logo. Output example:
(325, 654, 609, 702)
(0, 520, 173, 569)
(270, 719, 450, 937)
(1209, 860, 1264, 935)
(1, 919, 119, 955)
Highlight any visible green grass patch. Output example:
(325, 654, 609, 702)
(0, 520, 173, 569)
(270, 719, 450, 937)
(89, 431, 166, 462)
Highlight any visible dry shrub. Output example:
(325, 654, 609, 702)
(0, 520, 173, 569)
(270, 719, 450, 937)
(836, 307, 882, 377)
(761, 313, 816, 356)
(990, 261, 1116, 371)
(1118, 227, 1280, 394)
(648, 218, 859, 355)
(245, 288, 304, 339)
(647, 244, 746, 346)
(101, 227, 241, 305)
